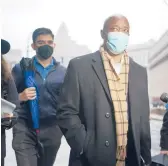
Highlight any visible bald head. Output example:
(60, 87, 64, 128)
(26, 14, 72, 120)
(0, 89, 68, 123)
(101, 14, 130, 43)
(100, 14, 130, 54)
(103, 15, 129, 31)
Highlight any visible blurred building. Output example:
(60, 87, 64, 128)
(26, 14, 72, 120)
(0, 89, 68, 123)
(54, 22, 91, 67)
(127, 40, 155, 67)
(148, 30, 168, 98)
(26, 22, 91, 67)
(4, 49, 22, 69)
(126, 30, 168, 103)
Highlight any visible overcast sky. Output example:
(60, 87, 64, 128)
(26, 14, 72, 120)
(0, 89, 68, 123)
(1, 0, 168, 54)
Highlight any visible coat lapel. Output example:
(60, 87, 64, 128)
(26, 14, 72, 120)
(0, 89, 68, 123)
(128, 58, 138, 119)
(128, 58, 141, 125)
(128, 58, 141, 165)
(91, 51, 112, 103)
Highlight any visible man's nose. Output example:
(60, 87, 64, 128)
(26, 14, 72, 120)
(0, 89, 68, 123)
(43, 41, 49, 45)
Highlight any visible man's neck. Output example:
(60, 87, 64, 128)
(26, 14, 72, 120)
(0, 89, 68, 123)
(36, 56, 53, 68)
(104, 45, 123, 63)
(110, 54, 122, 63)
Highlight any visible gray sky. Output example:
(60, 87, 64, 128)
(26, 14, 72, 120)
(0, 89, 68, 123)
(1, 0, 168, 54)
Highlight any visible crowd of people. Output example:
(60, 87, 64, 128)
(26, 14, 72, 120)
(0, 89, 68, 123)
(1, 14, 168, 166)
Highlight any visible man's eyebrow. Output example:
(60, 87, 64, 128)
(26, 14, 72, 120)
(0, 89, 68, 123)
(37, 40, 53, 42)
(123, 26, 129, 28)
(109, 25, 129, 28)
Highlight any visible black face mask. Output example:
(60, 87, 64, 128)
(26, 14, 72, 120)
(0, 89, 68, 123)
(37, 45, 53, 59)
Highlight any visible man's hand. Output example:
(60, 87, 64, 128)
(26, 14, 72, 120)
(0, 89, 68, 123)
(2, 113, 13, 118)
(19, 87, 36, 101)
(160, 150, 168, 155)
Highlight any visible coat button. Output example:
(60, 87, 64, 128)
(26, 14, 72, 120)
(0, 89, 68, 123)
(105, 141, 109, 147)
(105, 113, 110, 118)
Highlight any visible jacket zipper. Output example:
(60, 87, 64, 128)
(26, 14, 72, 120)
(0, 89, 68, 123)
(31, 56, 59, 84)
(34, 65, 57, 84)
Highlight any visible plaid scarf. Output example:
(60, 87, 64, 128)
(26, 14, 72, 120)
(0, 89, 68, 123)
(100, 46, 129, 166)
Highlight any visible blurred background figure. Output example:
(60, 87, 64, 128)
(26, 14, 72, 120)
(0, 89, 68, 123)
(152, 108, 168, 165)
(160, 93, 168, 155)
(1, 39, 19, 166)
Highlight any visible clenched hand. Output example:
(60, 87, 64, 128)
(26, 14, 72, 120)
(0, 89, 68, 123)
(19, 87, 36, 101)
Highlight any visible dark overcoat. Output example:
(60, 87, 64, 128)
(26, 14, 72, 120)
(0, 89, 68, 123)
(57, 51, 151, 166)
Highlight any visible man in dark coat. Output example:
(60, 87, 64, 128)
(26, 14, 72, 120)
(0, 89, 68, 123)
(56, 15, 151, 166)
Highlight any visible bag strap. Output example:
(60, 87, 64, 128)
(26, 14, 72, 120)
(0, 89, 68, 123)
(2, 82, 8, 100)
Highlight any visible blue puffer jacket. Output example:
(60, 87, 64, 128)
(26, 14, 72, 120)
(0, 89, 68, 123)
(12, 57, 66, 127)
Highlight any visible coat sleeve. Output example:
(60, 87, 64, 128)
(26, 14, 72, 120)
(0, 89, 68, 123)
(6, 76, 20, 107)
(3, 76, 21, 129)
(56, 60, 86, 155)
(160, 110, 168, 150)
(6, 75, 21, 116)
(140, 68, 151, 165)
(11, 64, 23, 92)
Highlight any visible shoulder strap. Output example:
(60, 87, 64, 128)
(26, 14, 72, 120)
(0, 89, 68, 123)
(2, 82, 8, 100)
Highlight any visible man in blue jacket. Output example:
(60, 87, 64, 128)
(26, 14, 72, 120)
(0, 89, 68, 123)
(12, 27, 66, 166)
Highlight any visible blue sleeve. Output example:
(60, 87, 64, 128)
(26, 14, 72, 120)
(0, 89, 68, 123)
(165, 104, 168, 111)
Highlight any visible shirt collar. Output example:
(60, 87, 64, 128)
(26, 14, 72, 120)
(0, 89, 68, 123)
(34, 57, 54, 68)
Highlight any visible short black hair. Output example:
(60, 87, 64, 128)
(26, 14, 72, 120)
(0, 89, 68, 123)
(32, 28, 54, 43)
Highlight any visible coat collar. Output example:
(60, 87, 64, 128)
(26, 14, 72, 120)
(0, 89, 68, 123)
(91, 51, 135, 103)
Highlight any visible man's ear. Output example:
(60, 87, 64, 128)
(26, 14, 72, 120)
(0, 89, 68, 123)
(31, 43, 36, 50)
(101, 30, 106, 40)
(100, 30, 104, 39)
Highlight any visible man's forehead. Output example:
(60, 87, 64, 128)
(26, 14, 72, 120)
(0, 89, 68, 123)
(103, 15, 129, 29)
(36, 34, 53, 41)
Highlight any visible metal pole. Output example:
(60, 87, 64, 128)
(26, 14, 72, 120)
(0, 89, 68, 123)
(26, 32, 32, 58)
